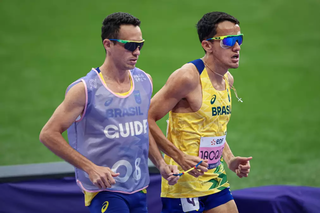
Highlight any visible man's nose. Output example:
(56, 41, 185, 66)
(233, 41, 241, 51)
(132, 46, 141, 55)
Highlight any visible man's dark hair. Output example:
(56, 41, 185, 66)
(101, 12, 141, 42)
(196, 12, 240, 42)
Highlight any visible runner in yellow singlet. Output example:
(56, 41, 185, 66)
(148, 12, 252, 213)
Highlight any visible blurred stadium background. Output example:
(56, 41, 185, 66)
(0, 0, 320, 192)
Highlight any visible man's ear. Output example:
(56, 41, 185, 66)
(103, 39, 112, 51)
(201, 40, 213, 53)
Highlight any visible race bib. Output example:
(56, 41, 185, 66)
(199, 136, 226, 169)
(180, 198, 199, 212)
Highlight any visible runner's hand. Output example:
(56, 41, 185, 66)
(179, 154, 208, 177)
(88, 165, 120, 189)
(228, 156, 252, 178)
(159, 164, 180, 185)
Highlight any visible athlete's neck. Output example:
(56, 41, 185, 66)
(99, 60, 130, 84)
(201, 56, 227, 82)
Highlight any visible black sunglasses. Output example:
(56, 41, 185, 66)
(109, 39, 145, 51)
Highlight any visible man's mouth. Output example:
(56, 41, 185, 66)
(231, 54, 239, 59)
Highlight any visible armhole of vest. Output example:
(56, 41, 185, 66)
(138, 69, 153, 97)
(146, 74, 153, 94)
(189, 59, 205, 75)
(65, 79, 88, 123)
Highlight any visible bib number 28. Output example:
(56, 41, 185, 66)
(111, 158, 141, 183)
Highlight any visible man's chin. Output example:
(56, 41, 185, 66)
(229, 63, 239, 69)
(126, 65, 136, 70)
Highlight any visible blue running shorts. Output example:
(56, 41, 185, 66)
(161, 188, 233, 213)
(88, 190, 147, 213)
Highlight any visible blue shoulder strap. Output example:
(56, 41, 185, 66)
(189, 59, 205, 74)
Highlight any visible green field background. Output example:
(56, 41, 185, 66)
(1, 0, 320, 190)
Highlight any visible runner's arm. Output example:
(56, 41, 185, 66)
(146, 73, 179, 184)
(39, 83, 119, 188)
(222, 141, 235, 167)
(39, 82, 95, 172)
(223, 141, 252, 178)
(148, 66, 208, 175)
